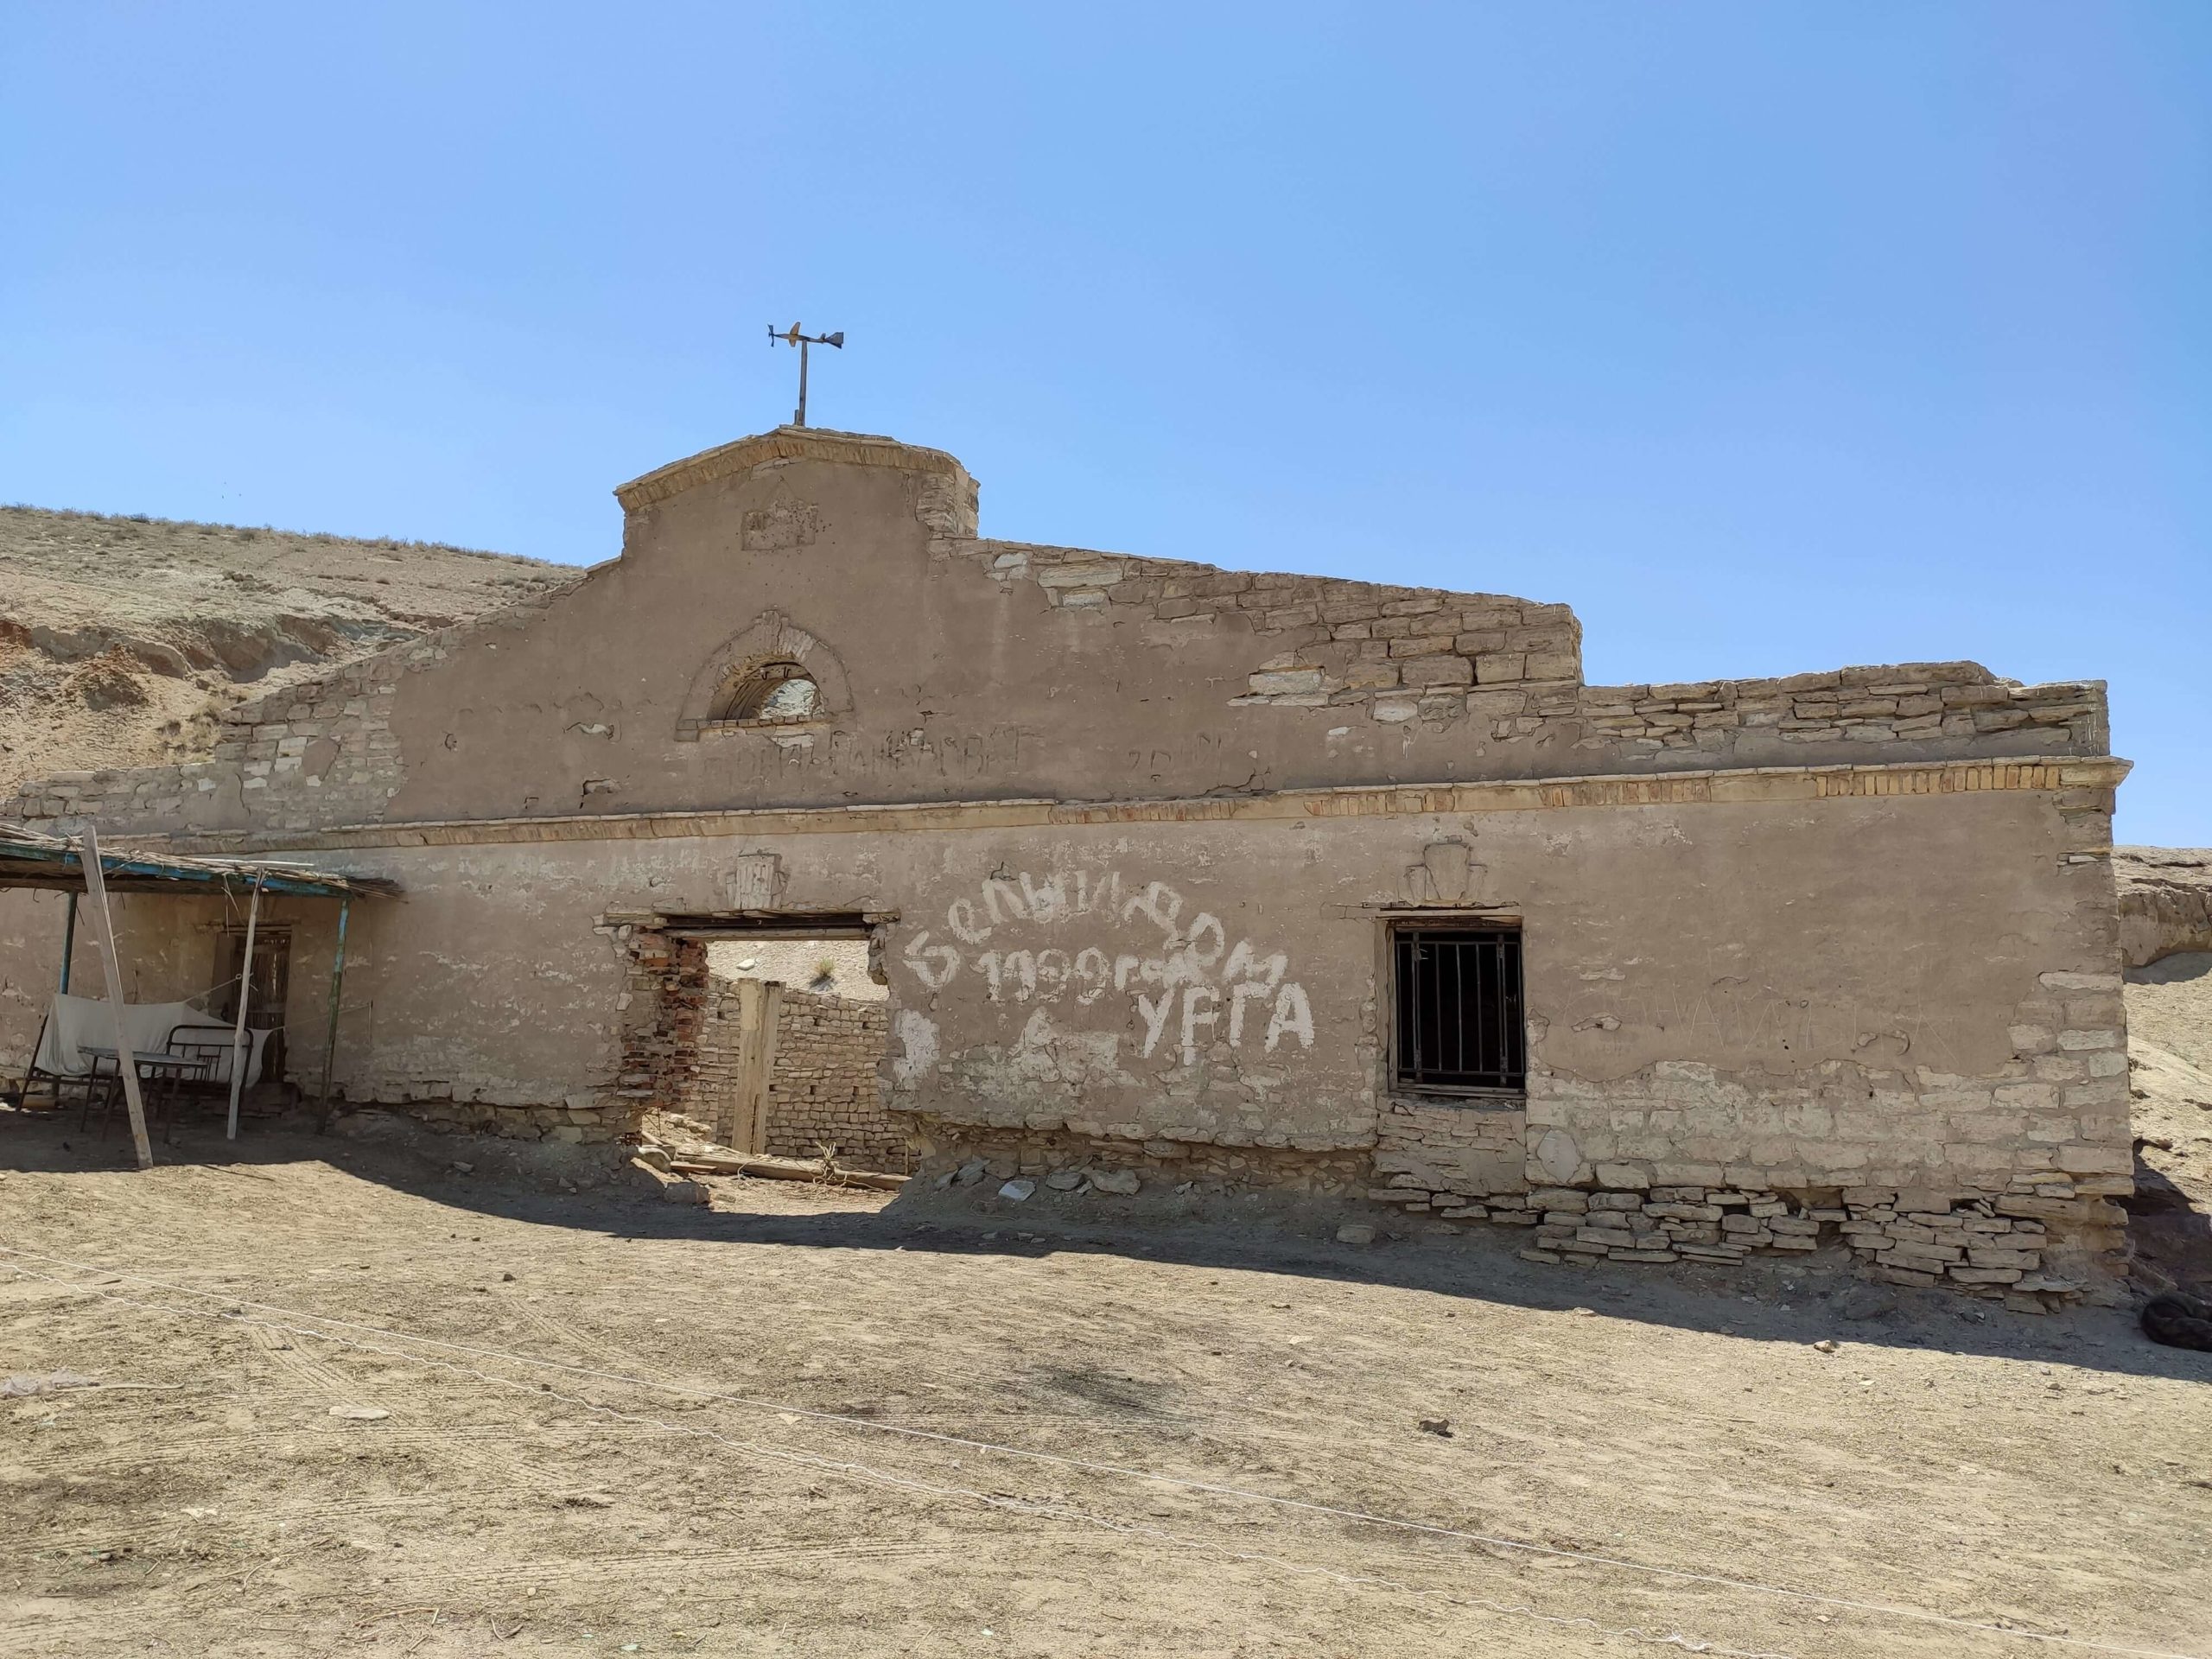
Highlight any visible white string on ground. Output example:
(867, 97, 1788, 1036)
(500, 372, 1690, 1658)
(2, 1243, 2196, 1659)
(6, 1259, 1788, 1658)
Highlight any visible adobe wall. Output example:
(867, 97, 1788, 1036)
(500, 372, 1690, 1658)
(4, 431, 2107, 848)
(0, 429, 2133, 1305)
(1, 761, 2128, 1301)
(5, 651, 2103, 846)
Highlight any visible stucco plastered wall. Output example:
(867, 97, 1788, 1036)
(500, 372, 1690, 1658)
(0, 429, 2131, 1300)
(4, 782, 2118, 1192)
(10, 431, 2107, 849)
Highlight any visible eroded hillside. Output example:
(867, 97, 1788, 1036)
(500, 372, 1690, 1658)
(0, 505, 579, 795)
(2120, 849, 2212, 1289)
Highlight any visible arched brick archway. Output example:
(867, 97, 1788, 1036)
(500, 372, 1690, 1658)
(674, 611, 852, 741)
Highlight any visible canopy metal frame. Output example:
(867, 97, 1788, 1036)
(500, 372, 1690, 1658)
(0, 825, 397, 1162)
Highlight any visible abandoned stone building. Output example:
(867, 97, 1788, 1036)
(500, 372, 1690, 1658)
(0, 426, 2134, 1306)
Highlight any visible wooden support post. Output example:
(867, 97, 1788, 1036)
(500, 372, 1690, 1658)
(316, 898, 350, 1132)
(226, 874, 263, 1141)
(730, 978, 782, 1155)
(58, 891, 77, 994)
(710, 978, 749, 1147)
(78, 825, 154, 1171)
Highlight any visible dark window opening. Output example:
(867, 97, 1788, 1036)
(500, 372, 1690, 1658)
(216, 926, 291, 1027)
(1392, 925, 1524, 1094)
(713, 661, 821, 723)
(216, 925, 292, 1078)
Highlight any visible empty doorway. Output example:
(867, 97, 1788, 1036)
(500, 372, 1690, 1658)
(651, 922, 906, 1173)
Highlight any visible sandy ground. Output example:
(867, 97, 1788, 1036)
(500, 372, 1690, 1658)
(1, 1110, 2207, 1659)
(0, 506, 573, 797)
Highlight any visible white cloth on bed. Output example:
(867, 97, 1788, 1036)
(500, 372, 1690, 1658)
(34, 994, 270, 1085)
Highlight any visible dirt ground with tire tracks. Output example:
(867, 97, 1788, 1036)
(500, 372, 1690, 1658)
(0, 1107, 2208, 1659)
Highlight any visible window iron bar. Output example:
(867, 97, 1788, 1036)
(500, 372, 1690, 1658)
(1393, 927, 1524, 1092)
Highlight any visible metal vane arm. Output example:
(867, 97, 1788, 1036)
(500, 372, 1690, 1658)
(766, 322, 845, 427)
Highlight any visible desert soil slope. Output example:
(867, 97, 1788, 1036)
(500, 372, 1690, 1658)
(2118, 849, 2212, 1289)
(0, 506, 576, 798)
(1, 1112, 2209, 1659)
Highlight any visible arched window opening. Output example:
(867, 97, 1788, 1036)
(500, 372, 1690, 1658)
(715, 661, 821, 723)
(676, 614, 851, 741)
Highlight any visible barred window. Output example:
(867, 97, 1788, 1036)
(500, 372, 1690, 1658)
(1392, 925, 1525, 1094)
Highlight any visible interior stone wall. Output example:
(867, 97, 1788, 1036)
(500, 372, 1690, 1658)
(759, 988, 902, 1170)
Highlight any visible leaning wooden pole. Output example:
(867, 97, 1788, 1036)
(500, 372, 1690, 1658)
(78, 825, 154, 1170)
(58, 891, 77, 993)
(225, 874, 264, 1141)
(316, 897, 350, 1132)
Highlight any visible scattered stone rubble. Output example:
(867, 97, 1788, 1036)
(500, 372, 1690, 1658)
(941, 1155, 1148, 1199)
(388, 1096, 615, 1144)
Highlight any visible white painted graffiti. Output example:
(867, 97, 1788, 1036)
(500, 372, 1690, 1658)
(900, 868, 1313, 1064)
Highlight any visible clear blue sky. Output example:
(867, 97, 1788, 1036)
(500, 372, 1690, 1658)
(3, 3, 2204, 842)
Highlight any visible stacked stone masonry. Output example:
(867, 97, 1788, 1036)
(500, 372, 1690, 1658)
(970, 539, 1581, 696)
(1371, 958, 2128, 1183)
(760, 989, 905, 1172)
(969, 542, 2099, 758)
(1524, 976, 2131, 1192)
(1566, 666, 2106, 757)
(613, 928, 706, 1139)
(687, 977, 906, 1172)
(911, 1113, 2119, 1309)
(1365, 1177, 2123, 1311)
(908, 1117, 1370, 1194)
(377, 1096, 627, 1145)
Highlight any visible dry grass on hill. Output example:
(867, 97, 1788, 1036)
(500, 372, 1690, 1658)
(0, 505, 576, 798)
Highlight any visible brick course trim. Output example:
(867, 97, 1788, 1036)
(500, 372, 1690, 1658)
(67, 755, 2131, 861)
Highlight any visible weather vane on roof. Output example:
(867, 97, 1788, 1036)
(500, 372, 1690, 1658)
(768, 321, 843, 428)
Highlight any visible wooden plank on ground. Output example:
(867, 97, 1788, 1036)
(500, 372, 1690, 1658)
(669, 1153, 906, 1192)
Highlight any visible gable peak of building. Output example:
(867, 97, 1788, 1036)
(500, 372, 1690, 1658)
(613, 426, 972, 514)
